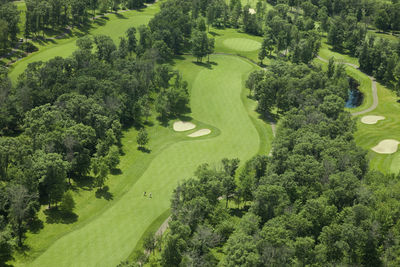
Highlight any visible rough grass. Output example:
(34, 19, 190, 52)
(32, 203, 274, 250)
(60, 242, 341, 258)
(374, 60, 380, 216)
(14, 55, 272, 267)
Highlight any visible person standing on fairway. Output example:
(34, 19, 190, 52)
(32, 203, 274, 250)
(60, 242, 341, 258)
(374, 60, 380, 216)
(149, 192, 152, 198)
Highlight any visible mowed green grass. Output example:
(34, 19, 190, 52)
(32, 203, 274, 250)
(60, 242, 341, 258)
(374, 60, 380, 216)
(18, 55, 271, 267)
(9, 3, 160, 82)
(223, 37, 261, 51)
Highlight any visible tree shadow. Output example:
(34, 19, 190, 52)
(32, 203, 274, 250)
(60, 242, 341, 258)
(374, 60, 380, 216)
(138, 146, 151, 153)
(110, 168, 123, 175)
(95, 186, 113, 200)
(44, 208, 79, 224)
(209, 31, 221, 36)
(74, 176, 96, 190)
(177, 114, 193, 122)
(27, 217, 44, 234)
(115, 12, 127, 19)
(144, 120, 154, 127)
(192, 61, 214, 69)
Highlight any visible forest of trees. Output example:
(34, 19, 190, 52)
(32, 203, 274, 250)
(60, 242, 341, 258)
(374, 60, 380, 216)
(0, 25, 189, 262)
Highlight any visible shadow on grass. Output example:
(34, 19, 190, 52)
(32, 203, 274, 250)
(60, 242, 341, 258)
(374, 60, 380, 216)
(115, 12, 128, 19)
(32, 38, 56, 46)
(28, 217, 44, 234)
(138, 146, 151, 153)
(177, 114, 193, 122)
(209, 31, 221, 36)
(74, 176, 96, 190)
(110, 168, 123, 175)
(192, 61, 217, 69)
(44, 208, 79, 224)
(95, 186, 113, 200)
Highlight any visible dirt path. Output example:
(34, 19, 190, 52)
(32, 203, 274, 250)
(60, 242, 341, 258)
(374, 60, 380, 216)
(316, 55, 378, 116)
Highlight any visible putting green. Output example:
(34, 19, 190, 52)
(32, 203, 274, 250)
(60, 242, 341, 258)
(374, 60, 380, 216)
(223, 38, 261, 52)
(23, 55, 272, 267)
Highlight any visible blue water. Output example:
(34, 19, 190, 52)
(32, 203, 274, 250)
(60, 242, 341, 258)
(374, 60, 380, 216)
(345, 89, 363, 108)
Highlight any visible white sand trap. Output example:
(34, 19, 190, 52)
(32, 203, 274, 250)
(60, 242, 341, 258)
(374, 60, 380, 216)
(188, 129, 211, 137)
(249, 8, 256, 14)
(361, 115, 385, 125)
(173, 121, 196, 132)
(371, 139, 400, 154)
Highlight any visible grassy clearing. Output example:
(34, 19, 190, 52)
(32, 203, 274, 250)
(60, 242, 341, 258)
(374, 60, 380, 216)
(8, 3, 160, 82)
(15, 55, 271, 267)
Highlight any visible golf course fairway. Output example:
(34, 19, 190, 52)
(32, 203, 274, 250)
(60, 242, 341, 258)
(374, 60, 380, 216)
(22, 55, 271, 267)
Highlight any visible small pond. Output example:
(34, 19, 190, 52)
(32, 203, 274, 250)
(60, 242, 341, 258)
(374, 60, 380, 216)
(345, 88, 363, 108)
(345, 77, 363, 108)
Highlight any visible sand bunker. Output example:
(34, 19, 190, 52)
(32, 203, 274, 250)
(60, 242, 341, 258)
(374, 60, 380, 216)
(371, 139, 400, 154)
(361, 115, 385, 125)
(173, 121, 196, 132)
(249, 8, 256, 14)
(188, 129, 211, 137)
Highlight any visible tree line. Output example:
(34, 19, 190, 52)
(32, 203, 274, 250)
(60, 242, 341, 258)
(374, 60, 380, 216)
(0, 25, 189, 263)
